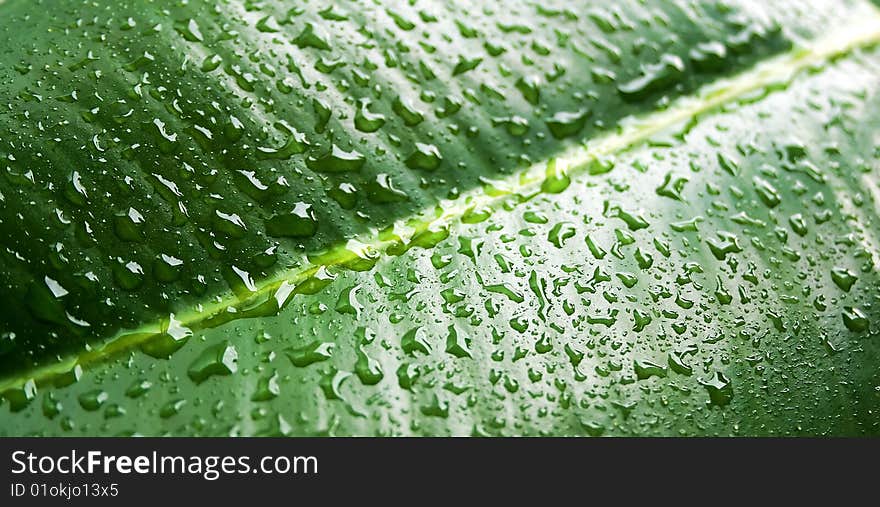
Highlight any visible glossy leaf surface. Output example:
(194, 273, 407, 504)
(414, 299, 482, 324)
(1, 0, 879, 435)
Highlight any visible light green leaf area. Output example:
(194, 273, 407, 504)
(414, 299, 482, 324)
(1, 0, 879, 435)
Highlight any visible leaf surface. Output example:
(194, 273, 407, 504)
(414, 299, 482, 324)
(1, 0, 879, 435)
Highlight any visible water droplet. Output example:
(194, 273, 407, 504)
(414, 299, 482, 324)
(187, 341, 238, 384)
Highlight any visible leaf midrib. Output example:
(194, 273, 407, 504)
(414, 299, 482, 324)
(4, 7, 880, 393)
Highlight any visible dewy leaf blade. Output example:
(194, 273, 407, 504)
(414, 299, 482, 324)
(0, 0, 879, 435)
(0, 0, 869, 369)
(4, 6, 880, 393)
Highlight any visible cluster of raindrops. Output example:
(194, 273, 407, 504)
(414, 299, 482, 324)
(0, 0, 837, 369)
(1, 0, 878, 435)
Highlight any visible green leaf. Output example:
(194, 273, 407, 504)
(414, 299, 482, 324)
(1, 0, 879, 435)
